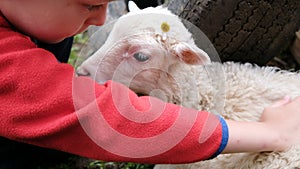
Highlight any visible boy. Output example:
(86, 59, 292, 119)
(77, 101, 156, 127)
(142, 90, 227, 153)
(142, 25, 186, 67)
(0, 0, 300, 168)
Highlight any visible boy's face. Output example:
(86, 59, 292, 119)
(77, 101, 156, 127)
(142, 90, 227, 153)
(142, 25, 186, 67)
(0, 0, 110, 43)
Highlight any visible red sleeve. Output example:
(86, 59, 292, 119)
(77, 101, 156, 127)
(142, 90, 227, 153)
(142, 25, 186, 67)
(0, 16, 228, 164)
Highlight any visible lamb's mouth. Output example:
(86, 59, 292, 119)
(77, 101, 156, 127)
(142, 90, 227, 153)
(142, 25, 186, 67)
(137, 93, 147, 97)
(137, 91, 172, 104)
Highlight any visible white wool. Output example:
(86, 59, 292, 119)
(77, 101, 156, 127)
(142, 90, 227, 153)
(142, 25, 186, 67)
(110, 7, 195, 46)
(77, 2, 300, 168)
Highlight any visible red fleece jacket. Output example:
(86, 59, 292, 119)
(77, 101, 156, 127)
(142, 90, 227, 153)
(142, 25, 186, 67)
(0, 14, 228, 164)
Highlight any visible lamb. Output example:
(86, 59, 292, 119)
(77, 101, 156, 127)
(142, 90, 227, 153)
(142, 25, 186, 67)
(77, 2, 300, 169)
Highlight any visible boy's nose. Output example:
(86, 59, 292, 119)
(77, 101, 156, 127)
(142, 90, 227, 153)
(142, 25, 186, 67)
(86, 5, 108, 26)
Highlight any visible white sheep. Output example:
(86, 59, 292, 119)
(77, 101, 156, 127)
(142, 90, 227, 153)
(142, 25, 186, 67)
(77, 2, 300, 169)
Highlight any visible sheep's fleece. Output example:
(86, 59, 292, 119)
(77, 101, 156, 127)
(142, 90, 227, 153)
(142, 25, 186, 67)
(77, 2, 300, 169)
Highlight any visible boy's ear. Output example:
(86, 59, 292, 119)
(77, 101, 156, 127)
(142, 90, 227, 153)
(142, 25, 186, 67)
(128, 1, 141, 12)
(170, 42, 211, 65)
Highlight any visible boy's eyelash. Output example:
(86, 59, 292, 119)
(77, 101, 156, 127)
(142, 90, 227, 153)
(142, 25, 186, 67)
(86, 4, 103, 11)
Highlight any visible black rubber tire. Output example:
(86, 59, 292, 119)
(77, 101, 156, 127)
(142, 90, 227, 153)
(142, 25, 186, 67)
(124, 0, 165, 10)
(167, 0, 300, 65)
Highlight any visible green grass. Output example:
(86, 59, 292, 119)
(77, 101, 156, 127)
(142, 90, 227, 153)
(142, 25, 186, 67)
(87, 161, 154, 169)
(39, 158, 154, 169)
(68, 32, 89, 67)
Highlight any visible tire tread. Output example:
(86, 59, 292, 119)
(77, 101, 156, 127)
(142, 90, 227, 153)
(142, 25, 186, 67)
(167, 0, 300, 65)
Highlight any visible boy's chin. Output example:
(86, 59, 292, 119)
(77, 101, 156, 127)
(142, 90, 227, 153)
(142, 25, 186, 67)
(38, 37, 70, 44)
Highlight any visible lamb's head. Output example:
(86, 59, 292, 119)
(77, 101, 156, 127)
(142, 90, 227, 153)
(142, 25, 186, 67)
(77, 2, 210, 104)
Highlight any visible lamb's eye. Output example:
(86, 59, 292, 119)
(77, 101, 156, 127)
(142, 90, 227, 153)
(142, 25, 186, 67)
(133, 52, 150, 62)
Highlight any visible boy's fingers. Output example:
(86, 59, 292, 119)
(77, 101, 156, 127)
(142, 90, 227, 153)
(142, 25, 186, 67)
(290, 96, 300, 109)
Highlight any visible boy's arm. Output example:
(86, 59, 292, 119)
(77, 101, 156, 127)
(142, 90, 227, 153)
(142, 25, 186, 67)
(223, 120, 280, 153)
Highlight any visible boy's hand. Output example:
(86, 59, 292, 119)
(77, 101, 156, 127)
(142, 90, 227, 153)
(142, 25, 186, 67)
(223, 96, 300, 154)
(260, 96, 300, 151)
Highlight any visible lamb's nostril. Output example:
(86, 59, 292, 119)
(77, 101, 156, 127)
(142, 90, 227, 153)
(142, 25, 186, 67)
(76, 67, 91, 76)
(76, 71, 90, 76)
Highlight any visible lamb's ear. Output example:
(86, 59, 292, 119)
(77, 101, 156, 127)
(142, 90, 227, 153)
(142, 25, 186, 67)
(170, 42, 211, 65)
(128, 1, 141, 12)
